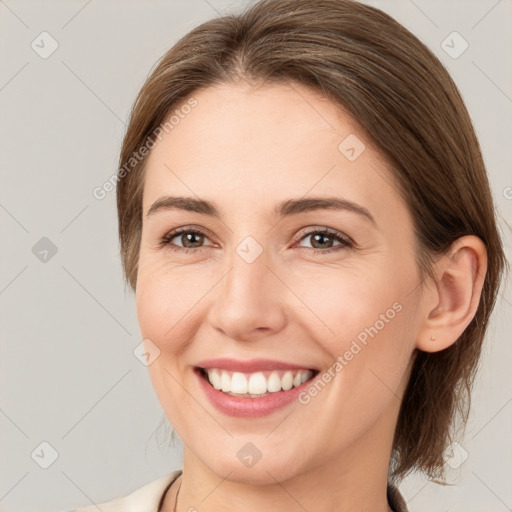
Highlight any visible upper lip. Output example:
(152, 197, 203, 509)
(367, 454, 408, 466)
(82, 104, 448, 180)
(196, 358, 318, 373)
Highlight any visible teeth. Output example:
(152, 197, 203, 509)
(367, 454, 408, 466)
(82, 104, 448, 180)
(231, 372, 248, 394)
(209, 369, 221, 390)
(204, 368, 313, 397)
(248, 372, 267, 394)
(281, 371, 293, 391)
(267, 371, 281, 392)
(221, 371, 231, 392)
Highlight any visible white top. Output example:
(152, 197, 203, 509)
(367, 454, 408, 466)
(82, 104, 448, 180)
(68, 470, 181, 512)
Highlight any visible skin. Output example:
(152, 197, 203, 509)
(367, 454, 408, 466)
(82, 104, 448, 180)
(135, 80, 487, 512)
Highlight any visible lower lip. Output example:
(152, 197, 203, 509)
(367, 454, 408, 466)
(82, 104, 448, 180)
(195, 369, 314, 418)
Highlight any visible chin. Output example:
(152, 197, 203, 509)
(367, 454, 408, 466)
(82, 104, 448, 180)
(199, 441, 310, 485)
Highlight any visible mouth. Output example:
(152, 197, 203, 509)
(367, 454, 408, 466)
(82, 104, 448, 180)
(195, 366, 320, 398)
(193, 357, 321, 417)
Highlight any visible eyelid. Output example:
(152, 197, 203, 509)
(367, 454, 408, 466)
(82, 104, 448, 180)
(165, 225, 215, 239)
(159, 225, 217, 250)
(293, 226, 353, 245)
(159, 225, 355, 253)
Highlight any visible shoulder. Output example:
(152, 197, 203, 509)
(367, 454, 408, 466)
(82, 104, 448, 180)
(66, 470, 182, 512)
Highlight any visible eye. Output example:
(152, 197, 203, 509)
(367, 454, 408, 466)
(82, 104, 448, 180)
(159, 226, 353, 255)
(295, 228, 353, 254)
(159, 227, 214, 253)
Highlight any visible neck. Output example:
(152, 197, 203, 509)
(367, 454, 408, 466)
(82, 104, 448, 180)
(172, 417, 396, 512)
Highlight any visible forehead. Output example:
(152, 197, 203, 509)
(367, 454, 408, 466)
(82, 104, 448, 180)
(142, 81, 407, 228)
(156, 80, 368, 163)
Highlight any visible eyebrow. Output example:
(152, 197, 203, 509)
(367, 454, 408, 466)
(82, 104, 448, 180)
(146, 195, 376, 225)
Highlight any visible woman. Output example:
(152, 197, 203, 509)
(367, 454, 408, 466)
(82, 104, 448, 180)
(72, 0, 506, 510)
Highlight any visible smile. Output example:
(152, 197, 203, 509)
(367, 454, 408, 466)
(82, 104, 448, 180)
(194, 359, 319, 417)
(199, 368, 315, 397)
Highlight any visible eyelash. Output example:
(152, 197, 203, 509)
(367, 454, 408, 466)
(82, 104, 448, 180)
(158, 227, 354, 255)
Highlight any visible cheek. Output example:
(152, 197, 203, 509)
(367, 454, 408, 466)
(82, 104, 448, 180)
(135, 254, 208, 344)
(289, 270, 418, 448)
(290, 258, 416, 347)
(289, 258, 419, 402)
(135, 257, 207, 426)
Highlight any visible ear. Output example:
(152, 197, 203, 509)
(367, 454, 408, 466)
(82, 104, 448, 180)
(416, 235, 488, 353)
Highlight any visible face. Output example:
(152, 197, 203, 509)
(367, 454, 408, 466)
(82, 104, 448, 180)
(136, 81, 426, 484)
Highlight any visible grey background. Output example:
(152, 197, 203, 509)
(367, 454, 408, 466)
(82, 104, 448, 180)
(0, 1, 511, 511)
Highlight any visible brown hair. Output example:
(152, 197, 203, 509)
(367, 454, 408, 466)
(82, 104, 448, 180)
(116, 0, 506, 480)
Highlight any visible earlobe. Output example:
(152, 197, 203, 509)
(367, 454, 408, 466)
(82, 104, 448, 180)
(417, 236, 488, 353)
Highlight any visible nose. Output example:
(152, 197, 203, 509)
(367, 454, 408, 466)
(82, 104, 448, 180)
(206, 249, 288, 343)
